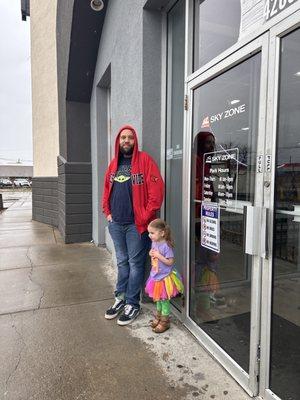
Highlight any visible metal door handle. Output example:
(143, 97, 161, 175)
(261, 207, 269, 259)
(244, 205, 262, 256)
(243, 206, 269, 258)
(244, 206, 269, 258)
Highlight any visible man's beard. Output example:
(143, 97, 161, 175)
(120, 145, 133, 156)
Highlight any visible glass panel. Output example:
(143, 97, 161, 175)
(190, 54, 261, 372)
(194, 0, 241, 70)
(270, 28, 300, 400)
(165, 0, 185, 307)
(193, 0, 267, 71)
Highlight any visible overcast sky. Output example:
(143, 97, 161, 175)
(0, 0, 32, 164)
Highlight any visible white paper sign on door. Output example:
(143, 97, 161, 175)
(265, 154, 272, 172)
(201, 202, 220, 253)
(257, 155, 263, 173)
(203, 148, 239, 208)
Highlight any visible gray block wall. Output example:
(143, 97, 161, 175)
(32, 177, 58, 227)
(57, 156, 92, 243)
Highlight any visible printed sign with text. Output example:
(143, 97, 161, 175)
(201, 202, 220, 253)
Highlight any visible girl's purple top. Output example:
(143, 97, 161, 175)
(150, 241, 174, 281)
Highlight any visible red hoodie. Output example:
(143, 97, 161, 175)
(102, 125, 164, 233)
(194, 131, 215, 201)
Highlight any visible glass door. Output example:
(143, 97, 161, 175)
(260, 11, 300, 400)
(184, 36, 269, 396)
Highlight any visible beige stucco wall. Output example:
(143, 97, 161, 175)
(30, 0, 59, 177)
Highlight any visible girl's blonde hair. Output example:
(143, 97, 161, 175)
(148, 218, 174, 248)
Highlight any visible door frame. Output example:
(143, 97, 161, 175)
(259, 9, 300, 400)
(182, 34, 270, 397)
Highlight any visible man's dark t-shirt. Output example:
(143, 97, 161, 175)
(110, 155, 134, 224)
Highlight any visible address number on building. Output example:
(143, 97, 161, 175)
(263, 0, 296, 21)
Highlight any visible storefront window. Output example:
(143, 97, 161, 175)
(194, 0, 241, 70)
(193, 0, 266, 71)
(270, 28, 300, 400)
(165, 0, 185, 300)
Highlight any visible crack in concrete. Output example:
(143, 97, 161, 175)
(4, 315, 26, 395)
(37, 288, 45, 310)
(25, 248, 34, 270)
(25, 249, 45, 312)
(52, 227, 57, 244)
(26, 248, 34, 287)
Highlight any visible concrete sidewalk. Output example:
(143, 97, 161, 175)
(0, 192, 251, 400)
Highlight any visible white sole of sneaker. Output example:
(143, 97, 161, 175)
(104, 308, 124, 320)
(104, 313, 119, 320)
(117, 310, 140, 326)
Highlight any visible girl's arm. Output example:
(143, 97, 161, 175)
(160, 256, 174, 266)
(151, 249, 174, 266)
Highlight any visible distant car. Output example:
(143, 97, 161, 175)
(14, 178, 31, 188)
(0, 178, 13, 188)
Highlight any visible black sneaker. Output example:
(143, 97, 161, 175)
(104, 298, 125, 319)
(117, 304, 140, 326)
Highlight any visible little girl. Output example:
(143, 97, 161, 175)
(145, 219, 184, 333)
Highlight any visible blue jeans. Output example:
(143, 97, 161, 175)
(108, 221, 151, 308)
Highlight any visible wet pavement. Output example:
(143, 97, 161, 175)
(0, 191, 252, 400)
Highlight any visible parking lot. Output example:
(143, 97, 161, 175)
(0, 177, 31, 189)
(0, 188, 31, 210)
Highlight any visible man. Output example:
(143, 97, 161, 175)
(102, 125, 164, 325)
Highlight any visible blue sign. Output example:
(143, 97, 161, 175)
(201, 202, 220, 253)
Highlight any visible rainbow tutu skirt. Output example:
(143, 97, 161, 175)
(145, 270, 184, 302)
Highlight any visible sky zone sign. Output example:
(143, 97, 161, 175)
(202, 104, 246, 126)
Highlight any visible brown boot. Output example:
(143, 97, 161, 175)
(150, 312, 161, 329)
(152, 316, 170, 333)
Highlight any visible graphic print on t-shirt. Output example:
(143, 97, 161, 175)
(114, 164, 131, 183)
(109, 156, 134, 224)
